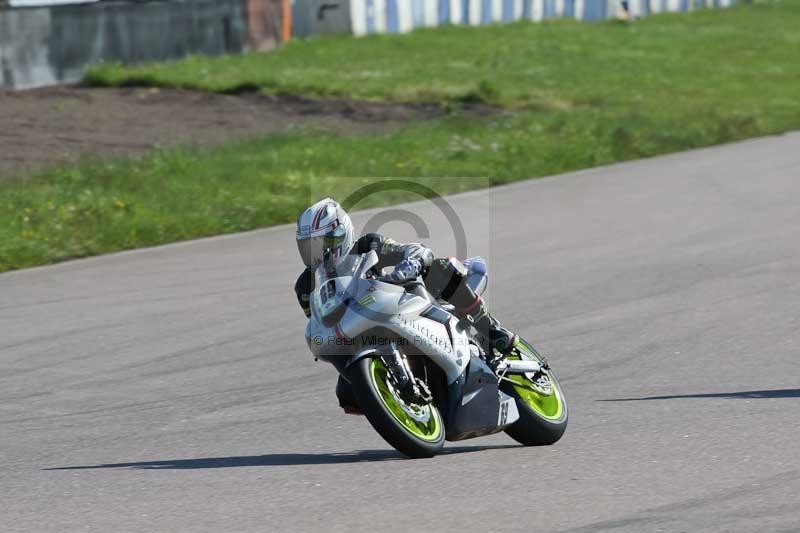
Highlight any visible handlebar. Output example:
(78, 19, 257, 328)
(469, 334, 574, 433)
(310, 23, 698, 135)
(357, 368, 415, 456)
(373, 275, 423, 286)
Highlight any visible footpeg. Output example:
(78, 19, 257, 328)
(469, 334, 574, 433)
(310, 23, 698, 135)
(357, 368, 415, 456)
(495, 359, 542, 374)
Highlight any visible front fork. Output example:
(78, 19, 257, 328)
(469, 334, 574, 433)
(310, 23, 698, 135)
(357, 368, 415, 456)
(380, 342, 433, 404)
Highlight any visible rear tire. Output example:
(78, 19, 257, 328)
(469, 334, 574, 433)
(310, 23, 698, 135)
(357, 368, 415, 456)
(501, 340, 568, 446)
(348, 357, 445, 458)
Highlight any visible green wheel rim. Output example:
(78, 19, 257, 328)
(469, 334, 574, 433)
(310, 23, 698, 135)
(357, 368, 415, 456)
(508, 340, 565, 421)
(369, 358, 442, 442)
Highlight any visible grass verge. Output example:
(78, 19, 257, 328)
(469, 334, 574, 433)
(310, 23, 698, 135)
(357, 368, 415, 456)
(1, 103, 792, 272)
(87, 2, 800, 110)
(2, 1, 800, 272)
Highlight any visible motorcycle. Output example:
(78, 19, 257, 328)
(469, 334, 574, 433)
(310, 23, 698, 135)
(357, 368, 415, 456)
(305, 250, 568, 458)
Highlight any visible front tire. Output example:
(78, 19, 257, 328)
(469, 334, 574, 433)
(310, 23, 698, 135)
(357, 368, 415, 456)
(348, 357, 445, 458)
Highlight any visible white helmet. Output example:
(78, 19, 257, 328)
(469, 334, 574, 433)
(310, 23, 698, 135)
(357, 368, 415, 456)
(296, 198, 355, 268)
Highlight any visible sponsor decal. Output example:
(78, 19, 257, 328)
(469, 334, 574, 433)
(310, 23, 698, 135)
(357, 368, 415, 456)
(499, 400, 510, 425)
(358, 294, 376, 307)
(397, 316, 457, 355)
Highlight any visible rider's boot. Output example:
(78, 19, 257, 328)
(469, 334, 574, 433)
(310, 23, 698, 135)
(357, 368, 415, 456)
(459, 298, 517, 367)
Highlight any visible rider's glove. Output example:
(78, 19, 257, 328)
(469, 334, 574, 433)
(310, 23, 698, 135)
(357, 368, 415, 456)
(386, 258, 422, 283)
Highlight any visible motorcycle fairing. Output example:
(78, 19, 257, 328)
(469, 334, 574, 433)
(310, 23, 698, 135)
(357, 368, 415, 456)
(307, 254, 471, 383)
(444, 355, 520, 441)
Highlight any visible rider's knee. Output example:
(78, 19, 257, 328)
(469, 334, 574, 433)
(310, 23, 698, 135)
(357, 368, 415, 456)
(463, 256, 488, 296)
(423, 257, 482, 310)
(424, 257, 467, 298)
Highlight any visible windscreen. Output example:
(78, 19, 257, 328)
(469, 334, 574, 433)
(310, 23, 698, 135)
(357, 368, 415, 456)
(312, 254, 358, 318)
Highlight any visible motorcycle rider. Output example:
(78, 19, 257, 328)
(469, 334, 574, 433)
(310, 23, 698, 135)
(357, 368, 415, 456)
(294, 198, 517, 411)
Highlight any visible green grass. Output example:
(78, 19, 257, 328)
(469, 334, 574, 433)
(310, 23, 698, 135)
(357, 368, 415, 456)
(3, 1, 800, 272)
(87, 1, 800, 111)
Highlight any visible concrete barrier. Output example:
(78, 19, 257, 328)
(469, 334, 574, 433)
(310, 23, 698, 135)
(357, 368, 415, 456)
(291, 0, 353, 37)
(0, 0, 282, 89)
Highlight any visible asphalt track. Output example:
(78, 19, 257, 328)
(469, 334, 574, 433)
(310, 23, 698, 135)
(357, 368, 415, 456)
(2, 133, 800, 532)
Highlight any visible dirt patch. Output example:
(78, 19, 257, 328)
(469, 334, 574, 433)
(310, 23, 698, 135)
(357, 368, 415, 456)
(0, 86, 498, 180)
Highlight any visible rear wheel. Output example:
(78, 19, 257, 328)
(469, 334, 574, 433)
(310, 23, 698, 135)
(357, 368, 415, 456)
(348, 357, 445, 458)
(501, 339, 568, 446)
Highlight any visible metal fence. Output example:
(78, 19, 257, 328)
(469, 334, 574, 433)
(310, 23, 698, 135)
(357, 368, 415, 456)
(293, 0, 736, 38)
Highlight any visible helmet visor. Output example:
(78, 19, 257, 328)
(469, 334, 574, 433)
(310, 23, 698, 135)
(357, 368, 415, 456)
(297, 227, 348, 268)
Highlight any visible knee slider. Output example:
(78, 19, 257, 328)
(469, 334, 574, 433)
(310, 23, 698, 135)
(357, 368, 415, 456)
(424, 257, 472, 303)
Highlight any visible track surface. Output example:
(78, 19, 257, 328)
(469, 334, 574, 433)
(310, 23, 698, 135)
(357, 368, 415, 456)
(2, 133, 800, 532)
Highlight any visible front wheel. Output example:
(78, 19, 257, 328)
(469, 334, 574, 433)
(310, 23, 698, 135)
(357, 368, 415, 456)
(348, 357, 445, 458)
(501, 338, 568, 446)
